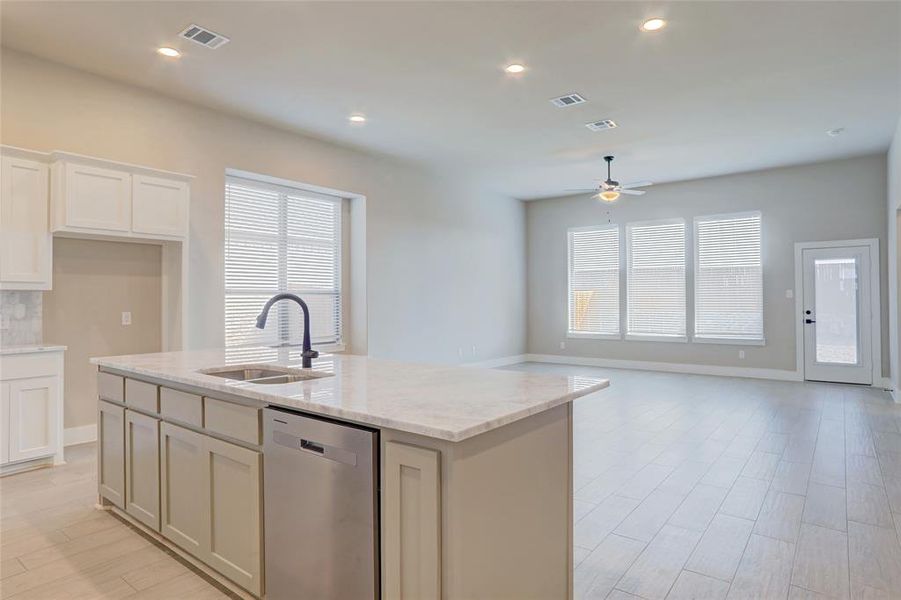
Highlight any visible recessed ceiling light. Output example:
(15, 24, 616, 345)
(157, 47, 181, 58)
(640, 18, 667, 32)
(827, 127, 845, 137)
(504, 63, 526, 74)
(348, 114, 366, 124)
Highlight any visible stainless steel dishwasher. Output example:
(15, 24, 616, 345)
(263, 406, 379, 599)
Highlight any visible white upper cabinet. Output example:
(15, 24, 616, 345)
(132, 174, 189, 237)
(50, 152, 190, 240)
(0, 152, 52, 290)
(55, 162, 131, 232)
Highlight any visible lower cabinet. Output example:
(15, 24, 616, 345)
(159, 421, 262, 597)
(383, 441, 441, 600)
(204, 435, 262, 596)
(5, 375, 61, 463)
(125, 409, 160, 530)
(102, 375, 263, 597)
(160, 422, 206, 556)
(98, 401, 125, 508)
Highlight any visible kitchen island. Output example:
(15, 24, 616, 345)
(91, 348, 608, 600)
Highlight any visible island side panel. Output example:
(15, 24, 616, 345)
(380, 403, 573, 600)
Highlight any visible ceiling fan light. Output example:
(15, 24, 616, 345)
(599, 190, 620, 202)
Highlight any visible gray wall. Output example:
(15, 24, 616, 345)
(888, 119, 901, 392)
(1, 50, 526, 365)
(527, 155, 889, 375)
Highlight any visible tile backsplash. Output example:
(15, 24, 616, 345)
(0, 291, 43, 346)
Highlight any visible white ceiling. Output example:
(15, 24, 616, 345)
(2, 1, 899, 199)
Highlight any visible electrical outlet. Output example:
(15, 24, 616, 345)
(739, 350, 745, 359)
(471, 344, 477, 356)
(560, 341, 566, 350)
(121, 311, 132, 326)
(785, 289, 794, 299)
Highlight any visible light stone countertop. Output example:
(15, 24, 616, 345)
(91, 348, 609, 442)
(1, 343, 67, 356)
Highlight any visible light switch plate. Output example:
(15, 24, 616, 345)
(121, 311, 132, 326)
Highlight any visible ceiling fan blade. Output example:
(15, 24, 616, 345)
(620, 181, 653, 189)
(619, 189, 646, 196)
(565, 188, 600, 192)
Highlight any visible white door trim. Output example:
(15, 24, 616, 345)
(794, 238, 881, 385)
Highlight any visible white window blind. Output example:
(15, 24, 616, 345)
(694, 212, 762, 341)
(224, 176, 342, 348)
(568, 227, 620, 336)
(626, 219, 686, 338)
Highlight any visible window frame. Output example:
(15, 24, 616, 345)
(624, 217, 688, 343)
(692, 210, 765, 345)
(224, 172, 345, 351)
(566, 224, 623, 340)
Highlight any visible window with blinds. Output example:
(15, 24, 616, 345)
(568, 226, 620, 336)
(224, 175, 342, 349)
(626, 219, 686, 338)
(694, 212, 762, 341)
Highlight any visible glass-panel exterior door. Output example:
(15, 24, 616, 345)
(802, 245, 872, 384)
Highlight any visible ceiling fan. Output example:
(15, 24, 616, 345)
(567, 156, 653, 202)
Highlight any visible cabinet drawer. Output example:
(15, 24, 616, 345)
(204, 398, 260, 445)
(125, 379, 158, 413)
(98, 372, 124, 403)
(160, 387, 203, 428)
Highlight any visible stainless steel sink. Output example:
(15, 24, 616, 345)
(199, 365, 332, 385)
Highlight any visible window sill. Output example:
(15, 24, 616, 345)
(692, 337, 766, 346)
(624, 334, 688, 343)
(566, 332, 622, 340)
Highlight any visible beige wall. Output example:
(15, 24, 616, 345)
(527, 155, 890, 376)
(43, 238, 162, 428)
(0, 49, 526, 365)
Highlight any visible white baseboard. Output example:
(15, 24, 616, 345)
(64, 424, 97, 446)
(523, 353, 803, 382)
(464, 354, 528, 369)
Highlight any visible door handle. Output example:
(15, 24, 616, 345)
(805, 319, 816, 324)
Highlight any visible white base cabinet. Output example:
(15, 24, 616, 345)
(0, 350, 65, 475)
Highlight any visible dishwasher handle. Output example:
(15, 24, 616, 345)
(300, 439, 325, 454)
(272, 430, 358, 467)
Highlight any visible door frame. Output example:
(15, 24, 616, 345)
(794, 238, 882, 385)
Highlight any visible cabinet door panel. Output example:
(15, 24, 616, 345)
(0, 156, 50, 288)
(132, 174, 188, 237)
(160, 422, 207, 556)
(8, 376, 59, 462)
(98, 401, 125, 508)
(125, 410, 160, 530)
(64, 162, 130, 231)
(384, 442, 441, 600)
(204, 435, 262, 596)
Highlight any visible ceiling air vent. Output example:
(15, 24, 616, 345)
(180, 24, 230, 49)
(550, 93, 586, 108)
(585, 119, 618, 132)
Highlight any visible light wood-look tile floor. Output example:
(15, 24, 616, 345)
(505, 363, 901, 600)
(0, 443, 232, 600)
(2, 365, 899, 600)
